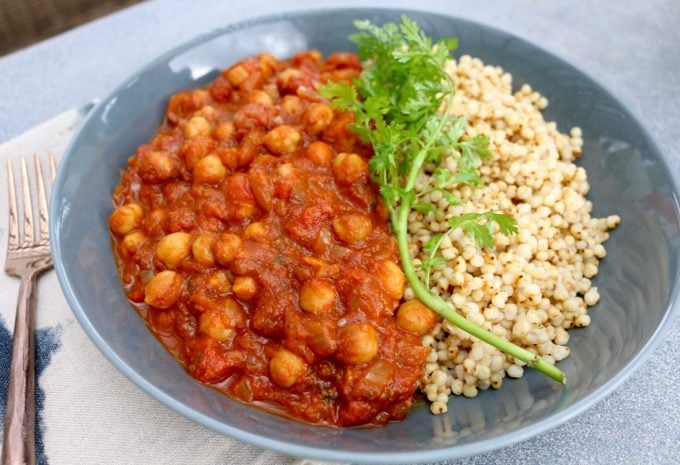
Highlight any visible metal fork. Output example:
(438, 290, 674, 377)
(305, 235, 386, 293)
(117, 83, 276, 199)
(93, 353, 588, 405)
(2, 154, 56, 465)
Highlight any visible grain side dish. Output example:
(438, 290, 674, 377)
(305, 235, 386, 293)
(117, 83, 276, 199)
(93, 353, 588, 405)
(412, 56, 619, 414)
(109, 17, 617, 426)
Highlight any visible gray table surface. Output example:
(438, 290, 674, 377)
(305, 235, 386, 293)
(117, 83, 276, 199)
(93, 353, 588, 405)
(1, 0, 678, 463)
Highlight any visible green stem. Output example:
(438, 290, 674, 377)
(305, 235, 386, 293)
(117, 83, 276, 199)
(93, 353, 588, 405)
(423, 232, 448, 289)
(394, 203, 566, 384)
(404, 82, 456, 192)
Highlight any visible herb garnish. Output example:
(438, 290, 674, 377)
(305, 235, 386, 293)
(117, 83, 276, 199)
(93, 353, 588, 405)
(321, 16, 565, 383)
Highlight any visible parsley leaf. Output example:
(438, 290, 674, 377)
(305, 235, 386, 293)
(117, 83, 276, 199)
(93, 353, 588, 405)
(448, 212, 519, 249)
(413, 202, 438, 215)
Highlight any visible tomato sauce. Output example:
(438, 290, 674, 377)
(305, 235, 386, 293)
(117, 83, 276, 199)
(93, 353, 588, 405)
(110, 50, 428, 426)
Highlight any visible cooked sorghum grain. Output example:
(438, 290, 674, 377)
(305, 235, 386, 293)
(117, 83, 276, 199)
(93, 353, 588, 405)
(412, 56, 620, 413)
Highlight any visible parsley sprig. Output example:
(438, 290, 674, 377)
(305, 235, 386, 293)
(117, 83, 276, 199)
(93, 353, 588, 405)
(320, 16, 565, 384)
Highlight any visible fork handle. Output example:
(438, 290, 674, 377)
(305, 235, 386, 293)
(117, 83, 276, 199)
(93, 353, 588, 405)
(2, 274, 36, 465)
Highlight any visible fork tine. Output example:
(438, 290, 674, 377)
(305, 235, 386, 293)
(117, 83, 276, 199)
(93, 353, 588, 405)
(34, 155, 49, 243)
(7, 160, 19, 250)
(20, 157, 35, 245)
(48, 152, 57, 182)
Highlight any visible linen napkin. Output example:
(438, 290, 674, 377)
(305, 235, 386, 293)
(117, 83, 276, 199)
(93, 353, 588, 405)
(0, 107, 344, 465)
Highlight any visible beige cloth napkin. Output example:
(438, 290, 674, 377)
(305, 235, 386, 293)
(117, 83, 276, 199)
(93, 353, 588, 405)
(0, 107, 345, 465)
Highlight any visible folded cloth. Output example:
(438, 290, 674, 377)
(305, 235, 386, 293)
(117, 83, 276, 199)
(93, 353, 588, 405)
(0, 107, 345, 465)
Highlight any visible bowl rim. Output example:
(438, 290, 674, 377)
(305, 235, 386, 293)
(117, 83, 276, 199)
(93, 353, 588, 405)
(50, 6, 680, 464)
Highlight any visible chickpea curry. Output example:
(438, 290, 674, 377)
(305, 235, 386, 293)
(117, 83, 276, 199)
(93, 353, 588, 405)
(109, 50, 434, 427)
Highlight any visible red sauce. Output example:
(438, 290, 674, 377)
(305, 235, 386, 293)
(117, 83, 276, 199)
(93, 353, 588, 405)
(110, 50, 428, 427)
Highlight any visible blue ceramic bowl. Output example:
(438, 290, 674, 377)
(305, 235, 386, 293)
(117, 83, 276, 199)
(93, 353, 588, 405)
(50, 8, 680, 464)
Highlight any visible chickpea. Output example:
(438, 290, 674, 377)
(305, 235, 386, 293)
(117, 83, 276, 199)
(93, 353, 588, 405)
(180, 135, 215, 169)
(110, 203, 143, 235)
(193, 154, 227, 184)
(214, 121, 235, 141)
(332, 153, 368, 185)
(233, 276, 258, 300)
(139, 151, 177, 183)
(302, 104, 334, 135)
(337, 323, 379, 365)
(299, 278, 336, 314)
(144, 270, 184, 309)
(198, 309, 232, 341)
(396, 300, 437, 335)
(226, 64, 249, 86)
(258, 52, 278, 76)
(264, 125, 301, 155)
(263, 85, 280, 100)
(166, 89, 208, 123)
(195, 105, 217, 121)
(270, 347, 306, 387)
(378, 259, 406, 299)
(326, 51, 360, 69)
(156, 232, 192, 269)
(121, 231, 145, 255)
(307, 50, 323, 62)
(333, 213, 372, 244)
(243, 221, 267, 241)
(192, 234, 216, 266)
(233, 202, 257, 220)
(250, 90, 273, 105)
(207, 270, 231, 294)
(198, 297, 246, 342)
(277, 68, 303, 93)
(277, 162, 295, 178)
(184, 116, 212, 139)
(305, 141, 333, 167)
(281, 95, 302, 114)
(213, 233, 243, 265)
